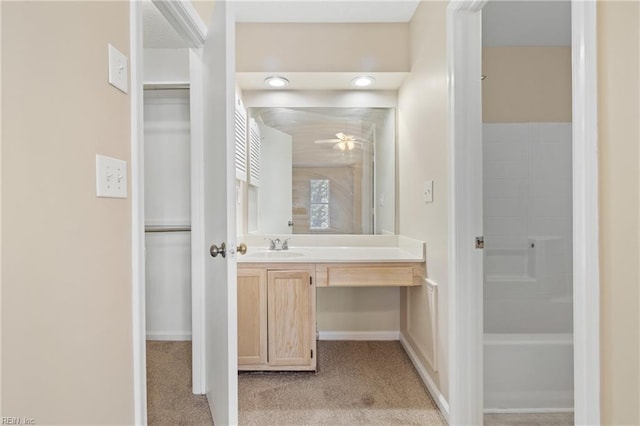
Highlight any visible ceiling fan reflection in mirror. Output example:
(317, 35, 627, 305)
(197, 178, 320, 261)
(314, 132, 369, 151)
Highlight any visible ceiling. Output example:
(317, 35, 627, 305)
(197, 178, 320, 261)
(234, 1, 420, 23)
(482, 1, 571, 47)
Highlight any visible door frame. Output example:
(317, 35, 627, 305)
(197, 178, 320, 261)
(130, 1, 207, 424)
(447, 1, 599, 425)
(447, 1, 486, 424)
(130, 1, 145, 424)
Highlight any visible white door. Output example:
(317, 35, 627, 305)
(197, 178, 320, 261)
(258, 124, 293, 234)
(191, 1, 238, 424)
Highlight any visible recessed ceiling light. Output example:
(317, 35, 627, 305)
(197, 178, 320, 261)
(264, 76, 289, 88)
(351, 76, 375, 87)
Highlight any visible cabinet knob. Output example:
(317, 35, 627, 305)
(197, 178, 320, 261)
(237, 243, 248, 255)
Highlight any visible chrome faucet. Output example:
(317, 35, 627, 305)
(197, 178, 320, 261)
(266, 237, 293, 251)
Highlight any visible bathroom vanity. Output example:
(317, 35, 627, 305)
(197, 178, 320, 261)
(236, 236, 426, 371)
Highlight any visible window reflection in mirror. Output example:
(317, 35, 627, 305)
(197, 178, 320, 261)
(243, 107, 396, 235)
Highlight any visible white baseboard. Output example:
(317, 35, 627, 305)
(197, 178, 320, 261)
(484, 408, 574, 414)
(146, 331, 192, 341)
(318, 330, 400, 341)
(400, 332, 450, 423)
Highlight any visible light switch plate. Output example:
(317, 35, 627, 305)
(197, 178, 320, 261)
(424, 180, 434, 203)
(96, 155, 127, 198)
(108, 43, 128, 93)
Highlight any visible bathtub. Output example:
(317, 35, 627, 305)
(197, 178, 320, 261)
(484, 333, 574, 413)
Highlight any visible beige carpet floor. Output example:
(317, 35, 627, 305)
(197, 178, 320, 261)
(239, 340, 445, 425)
(147, 341, 214, 426)
(147, 341, 574, 426)
(147, 340, 445, 425)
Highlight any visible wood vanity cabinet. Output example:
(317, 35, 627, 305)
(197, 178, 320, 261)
(237, 264, 316, 371)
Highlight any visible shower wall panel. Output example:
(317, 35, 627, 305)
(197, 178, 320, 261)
(483, 123, 572, 334)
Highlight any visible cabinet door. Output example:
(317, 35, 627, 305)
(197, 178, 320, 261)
(267, 270, 312, 366)
(237, 268, 267, 366)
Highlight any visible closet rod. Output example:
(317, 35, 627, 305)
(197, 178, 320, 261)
(143, 82, 190, 90)
(145, 226, 191, 233)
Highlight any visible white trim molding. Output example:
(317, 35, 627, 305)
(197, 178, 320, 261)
(146, 332, 193, 341)
(485, 408, 575, 415)
(189, 48, 207, 395)
(152, 0, 207, 47)
(318, 331, 400, 341)
(447, 1, 486, 425)
(400, 333, 450, 423)
(130, 1, 146, 424)
(571, 1, 600, 425)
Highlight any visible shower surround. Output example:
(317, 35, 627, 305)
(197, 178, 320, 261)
(483, 122, 573, 412)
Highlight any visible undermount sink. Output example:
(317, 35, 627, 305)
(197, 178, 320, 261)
(245, 250, 305, 259)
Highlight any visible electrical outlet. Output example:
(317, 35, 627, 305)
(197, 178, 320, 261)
(96, 155, 127, 198)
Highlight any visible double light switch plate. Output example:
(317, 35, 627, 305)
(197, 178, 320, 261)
(96, 155, 127, 199)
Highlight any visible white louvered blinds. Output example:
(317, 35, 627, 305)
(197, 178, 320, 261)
(249, 118, 261, 187)
(235, 96, 248, 181)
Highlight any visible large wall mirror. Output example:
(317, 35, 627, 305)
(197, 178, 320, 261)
(246, 107, 396, 235)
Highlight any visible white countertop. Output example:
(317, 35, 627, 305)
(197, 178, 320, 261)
(237, 234, 426, 263)
(238, 246, 424, 263)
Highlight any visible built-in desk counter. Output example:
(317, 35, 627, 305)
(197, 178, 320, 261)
(236, 235, 427, 371)
(238, 235, 426, 287)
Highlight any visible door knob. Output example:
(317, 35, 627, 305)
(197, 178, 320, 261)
(237, 243, 248, 255)
(210, 242, 226, 258)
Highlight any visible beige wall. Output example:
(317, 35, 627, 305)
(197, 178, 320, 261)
(482, 47, 572, 123)
(1, 2, 133, 424)
(398, 0, 449, 400)
(236, 23, 410, 72)
(317, 287, 400, 332)
(597, 1, 640, 424)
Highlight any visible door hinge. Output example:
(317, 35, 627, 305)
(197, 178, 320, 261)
(310, 276, 313, 285)
(475, 236, 484, 249)
(311, 349, 313, 359)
